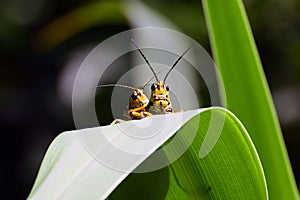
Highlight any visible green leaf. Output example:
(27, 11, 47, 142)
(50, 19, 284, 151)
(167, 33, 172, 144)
(202, 0, 299, 199)
(28, 108, 267, 199)
(109, 108, 267, 199)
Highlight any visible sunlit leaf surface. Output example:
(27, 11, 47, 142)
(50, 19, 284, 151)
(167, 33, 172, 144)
(28, 108, 267, 200)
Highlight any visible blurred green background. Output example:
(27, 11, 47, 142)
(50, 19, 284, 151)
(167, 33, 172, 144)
(0, 0, 299, 199)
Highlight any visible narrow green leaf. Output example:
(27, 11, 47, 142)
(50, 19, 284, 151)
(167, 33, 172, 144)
(202, 0, 299, 199)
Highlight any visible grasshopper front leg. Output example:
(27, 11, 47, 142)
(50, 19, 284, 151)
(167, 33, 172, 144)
(110, 119, 126, 125)
(129, 104, 152, 119)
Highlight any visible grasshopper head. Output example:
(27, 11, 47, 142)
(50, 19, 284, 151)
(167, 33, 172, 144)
(129, 89, 149, 109)
(149, 81, 171, 108)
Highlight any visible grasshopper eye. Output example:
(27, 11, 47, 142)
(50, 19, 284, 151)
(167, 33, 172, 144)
(131, 93, 137, 100)
(151, 84, 156, 91)
(165, 85, 169, 91)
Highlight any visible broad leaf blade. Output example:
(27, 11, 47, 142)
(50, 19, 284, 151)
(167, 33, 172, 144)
(28, 109, 207, 199)
(202, 0, 299, 199)
(28, 108, 267, 199)
(108, 108, 267, 199)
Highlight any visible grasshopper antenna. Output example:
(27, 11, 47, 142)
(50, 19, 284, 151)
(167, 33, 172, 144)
(131, 39, 159, 82)
(140, 68, 166, 89)
(98, 69, 166, 91)
(141, 75, 155, 90)
(163, 43, 193, 83)
(98, 84, 136, 91)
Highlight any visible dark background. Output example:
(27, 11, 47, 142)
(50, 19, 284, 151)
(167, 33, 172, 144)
(0, 0, 299, 199)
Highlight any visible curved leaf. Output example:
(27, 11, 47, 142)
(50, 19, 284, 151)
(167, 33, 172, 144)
(109, 108, 267, 199)
(28, 108, 267, 199)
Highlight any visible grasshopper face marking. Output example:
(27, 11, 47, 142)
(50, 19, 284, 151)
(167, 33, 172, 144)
(147, 81, 172, 114)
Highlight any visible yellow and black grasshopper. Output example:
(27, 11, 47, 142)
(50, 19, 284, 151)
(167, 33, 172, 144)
(98, 40, 192, 124)
(131, 39, 192, 115)
(98, 76, 153, 124)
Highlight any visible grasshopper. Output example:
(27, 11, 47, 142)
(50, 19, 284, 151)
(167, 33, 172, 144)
(98, 72, 159, 124)
(98, 40, 192, 124)
(131, 39, 192, 115)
